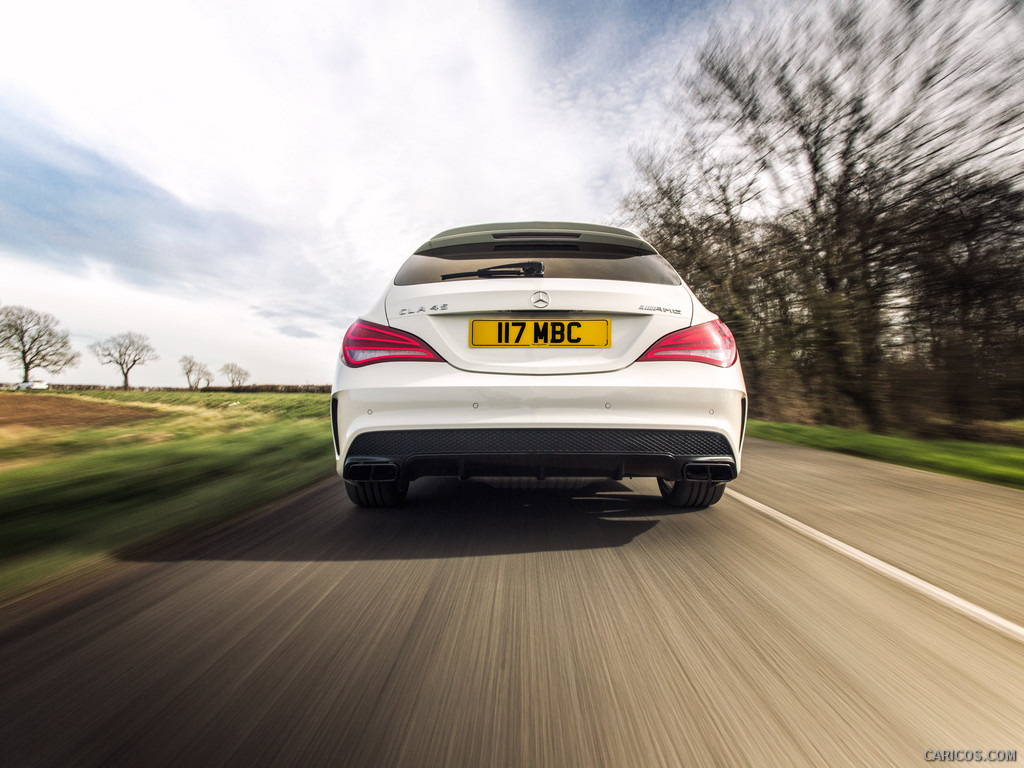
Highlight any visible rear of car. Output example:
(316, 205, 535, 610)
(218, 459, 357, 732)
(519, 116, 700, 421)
(332, 222, 746, 507)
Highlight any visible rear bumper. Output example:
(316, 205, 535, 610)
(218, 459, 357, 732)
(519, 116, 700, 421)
(332, 360, 747, 482)
(341, 427, 738, 482)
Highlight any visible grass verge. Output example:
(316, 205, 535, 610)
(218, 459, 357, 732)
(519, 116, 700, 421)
(747, 420, 1024, 491)
(1, 392, 334, 600)
(47, 388, 330, 419)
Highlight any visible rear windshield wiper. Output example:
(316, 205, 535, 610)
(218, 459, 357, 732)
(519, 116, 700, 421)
(441, 261, 545, 280)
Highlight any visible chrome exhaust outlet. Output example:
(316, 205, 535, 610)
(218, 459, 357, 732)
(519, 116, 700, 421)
(344, 461, 400, 482)
(683, 462, 736, 482)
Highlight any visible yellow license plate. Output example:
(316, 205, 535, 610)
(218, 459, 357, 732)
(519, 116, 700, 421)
(470, 319, 611, 348)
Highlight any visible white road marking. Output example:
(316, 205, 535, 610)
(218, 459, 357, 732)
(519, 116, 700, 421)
(726, 488, 1024, 645)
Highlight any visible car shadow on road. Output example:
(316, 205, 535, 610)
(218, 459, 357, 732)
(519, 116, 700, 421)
(127, 478, 708, 564)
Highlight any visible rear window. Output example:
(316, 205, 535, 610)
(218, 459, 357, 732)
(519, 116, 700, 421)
(394, 243, 682, 286)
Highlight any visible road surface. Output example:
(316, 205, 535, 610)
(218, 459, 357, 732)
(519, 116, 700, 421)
(2, 438, 1023, 767)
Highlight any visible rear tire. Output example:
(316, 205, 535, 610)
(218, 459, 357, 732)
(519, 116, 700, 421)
(657, 478, 725, 508)
(345, 479, 408, 507)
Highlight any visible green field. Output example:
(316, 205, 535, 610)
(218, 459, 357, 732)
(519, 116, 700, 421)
(1, 391, 334, 599)
(61, 389, 329, 419)
(746, 420, 1024, 490)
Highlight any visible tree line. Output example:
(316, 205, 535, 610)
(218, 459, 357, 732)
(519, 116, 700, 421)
(0, 304, 251, 390)
(621, 0, 1024, 436)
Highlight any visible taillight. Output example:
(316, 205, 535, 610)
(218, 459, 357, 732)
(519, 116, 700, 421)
(342, 319, 444, 367)
(636, 319, 737, 367)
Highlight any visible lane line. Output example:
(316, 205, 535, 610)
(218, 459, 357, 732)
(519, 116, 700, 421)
(725, 488, 1024, 645)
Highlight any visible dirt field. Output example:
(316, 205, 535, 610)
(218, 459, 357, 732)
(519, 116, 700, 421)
(0, 393, 164, 429)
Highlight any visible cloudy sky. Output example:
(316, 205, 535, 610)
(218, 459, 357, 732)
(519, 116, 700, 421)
(1, 0, 716, 387)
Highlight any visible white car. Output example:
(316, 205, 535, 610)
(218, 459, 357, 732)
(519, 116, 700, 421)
(16, 380, 49, 390)
(332, 222, 746, 507)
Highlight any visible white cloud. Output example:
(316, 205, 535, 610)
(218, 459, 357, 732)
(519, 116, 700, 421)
(2, 1, 605, 226)
(0, 0, 707, 384)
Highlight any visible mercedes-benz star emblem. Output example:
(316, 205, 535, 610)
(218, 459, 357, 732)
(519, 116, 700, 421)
(531, 291, 550, 308)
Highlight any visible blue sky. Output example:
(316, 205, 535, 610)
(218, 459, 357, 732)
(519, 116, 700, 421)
(0, 0, 715, 386)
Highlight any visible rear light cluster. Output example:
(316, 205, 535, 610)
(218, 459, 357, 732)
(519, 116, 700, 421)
(637, 319, 737, 367)
(342, 317, 737, 367)
(342, 320, 444, 367)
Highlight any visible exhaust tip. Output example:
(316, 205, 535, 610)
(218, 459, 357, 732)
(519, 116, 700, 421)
(683, 462, 736, 482)
(344, 461, 400, 482)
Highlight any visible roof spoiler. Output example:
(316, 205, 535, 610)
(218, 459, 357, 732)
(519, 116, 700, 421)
(415, 221, 657, 255)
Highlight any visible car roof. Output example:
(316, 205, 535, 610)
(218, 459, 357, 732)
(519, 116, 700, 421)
(415, 221, 657, 255)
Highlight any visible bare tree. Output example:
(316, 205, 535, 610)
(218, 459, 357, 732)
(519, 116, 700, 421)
(90, 332, 158, 390)
(0, 305, 80, 382)
(622, 0, 1024, 429)
(689, 0, 1023, 427)
(179, 356, 213, 390)
(219, 363, 251, 388)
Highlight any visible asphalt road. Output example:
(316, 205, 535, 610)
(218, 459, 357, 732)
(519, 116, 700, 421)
(2, 438, 1023, 767)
